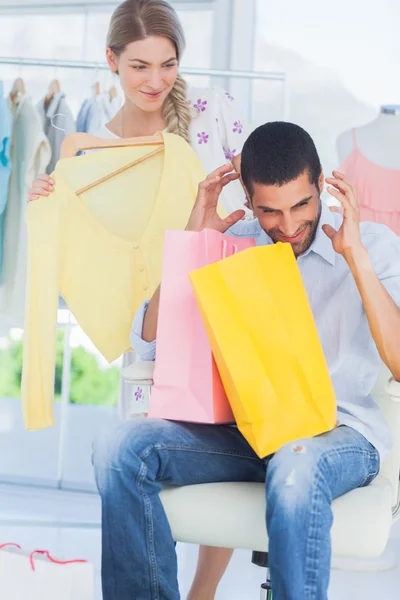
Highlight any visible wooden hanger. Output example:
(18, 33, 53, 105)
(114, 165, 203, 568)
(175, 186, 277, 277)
(109, 86, 118, 101)
(48, 78, 61, 96)
(45, 79, 61, 108)
(9, 77, 25, 104)
(60, 132, 164, 158)
(60, 132, 165, 195)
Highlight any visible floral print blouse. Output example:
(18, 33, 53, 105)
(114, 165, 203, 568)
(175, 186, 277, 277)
(186, 86, 252, 217)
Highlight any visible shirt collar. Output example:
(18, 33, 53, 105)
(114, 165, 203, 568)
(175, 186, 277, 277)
(45, 92, 64, 119)
(302, 201, 336, 266)
(256, 201, 336, 266)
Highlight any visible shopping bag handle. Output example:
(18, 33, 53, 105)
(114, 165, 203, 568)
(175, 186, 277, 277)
(222, 240, 239, 260)
(0, 542, 22, 551)
(29, 549, 88, 571)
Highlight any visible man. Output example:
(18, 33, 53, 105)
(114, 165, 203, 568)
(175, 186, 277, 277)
(93, 122, 400, 600)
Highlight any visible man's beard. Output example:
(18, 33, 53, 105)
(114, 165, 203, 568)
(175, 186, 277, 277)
(266, 201, 322, 258)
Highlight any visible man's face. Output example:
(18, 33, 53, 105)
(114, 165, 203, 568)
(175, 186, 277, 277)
(250, 170, 324, 258)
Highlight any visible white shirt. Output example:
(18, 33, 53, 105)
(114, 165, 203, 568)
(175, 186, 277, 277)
(93, 86, 252, 216)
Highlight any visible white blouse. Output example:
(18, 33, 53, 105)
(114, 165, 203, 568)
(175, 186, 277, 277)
(186, 86, 252, 215)
(95, 86, 252, 217)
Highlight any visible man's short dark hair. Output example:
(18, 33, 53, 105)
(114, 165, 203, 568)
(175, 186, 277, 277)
(241, 122, 322, 197)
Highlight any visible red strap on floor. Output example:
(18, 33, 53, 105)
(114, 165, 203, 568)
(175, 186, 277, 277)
(29, 549, 88, 571)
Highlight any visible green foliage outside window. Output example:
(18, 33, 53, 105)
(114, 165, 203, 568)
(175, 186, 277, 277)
(0, 331, 119, 406)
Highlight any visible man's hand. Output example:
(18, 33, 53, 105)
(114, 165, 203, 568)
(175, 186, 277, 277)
(186, 164, 246, 233)
(323, 170, 364, 258)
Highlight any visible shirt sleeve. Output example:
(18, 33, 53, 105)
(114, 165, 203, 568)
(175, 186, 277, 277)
(214, 87, 252, 160)
(22, 196, 60, 430)
(365, 224, 400, 306)
(130, 300, 157, 361)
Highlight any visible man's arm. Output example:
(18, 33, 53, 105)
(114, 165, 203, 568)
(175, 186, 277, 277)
(324, 170, 400, 381)
(140, 164, 245, 345)
(142, 285, 160, 342)
(130, 300, 157, 361)
(345, 245, 400, 381)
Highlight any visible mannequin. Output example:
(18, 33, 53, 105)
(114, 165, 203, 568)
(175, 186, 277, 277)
(337, 105, 400, 168)
(336, 105, 400, 234)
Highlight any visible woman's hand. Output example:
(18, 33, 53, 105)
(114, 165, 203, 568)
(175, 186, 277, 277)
(27, 175, 54, 202)
(185, 164, 245, 233)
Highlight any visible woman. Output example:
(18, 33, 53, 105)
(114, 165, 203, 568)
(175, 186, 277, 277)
(29, 1, 251, 218)
(28, 2, 250, 597)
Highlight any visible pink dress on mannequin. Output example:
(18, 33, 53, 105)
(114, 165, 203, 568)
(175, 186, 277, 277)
(340, 129, 400, 234)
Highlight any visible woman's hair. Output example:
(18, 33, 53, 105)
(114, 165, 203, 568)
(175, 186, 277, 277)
(107, 0, 192, 143)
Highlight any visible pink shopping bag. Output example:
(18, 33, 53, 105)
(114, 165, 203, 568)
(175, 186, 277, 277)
(149, 229, 255, 423)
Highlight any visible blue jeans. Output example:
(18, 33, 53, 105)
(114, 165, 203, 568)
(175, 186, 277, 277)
(93, 419, 379, 600)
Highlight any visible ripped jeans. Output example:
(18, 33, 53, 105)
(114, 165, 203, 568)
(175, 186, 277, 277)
(93, 420, 379, 600)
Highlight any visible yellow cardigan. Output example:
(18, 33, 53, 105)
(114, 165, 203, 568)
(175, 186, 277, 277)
(22, 132, 206, 430)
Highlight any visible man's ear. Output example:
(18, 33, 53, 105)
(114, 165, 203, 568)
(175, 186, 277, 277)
(242, 184, 252, 208)
(318, 171, 325, 195)
(245, 193, 252, 209)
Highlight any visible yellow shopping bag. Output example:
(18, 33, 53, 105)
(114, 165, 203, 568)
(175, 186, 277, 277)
(190, 242, 336, 458)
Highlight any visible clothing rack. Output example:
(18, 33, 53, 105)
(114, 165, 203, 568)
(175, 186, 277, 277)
(0, 55, 290, 122)
(0, 55, 286, 82)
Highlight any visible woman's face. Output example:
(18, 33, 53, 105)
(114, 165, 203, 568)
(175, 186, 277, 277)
(107, 36, 179, 113)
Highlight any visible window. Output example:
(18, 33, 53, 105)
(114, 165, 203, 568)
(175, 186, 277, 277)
(253, 0, 400, 175)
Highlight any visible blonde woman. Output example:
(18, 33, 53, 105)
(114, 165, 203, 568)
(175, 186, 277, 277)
(29, 1, 251, 218)
(28, 2, 251, 597)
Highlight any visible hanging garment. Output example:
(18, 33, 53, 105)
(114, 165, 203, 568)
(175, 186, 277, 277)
(340, 129, 400, 234)
(76, 99, 92, 133)
(0, 94, 51, 333)
(106, 93, 123, 121)
(37, 92, 75, 175)
(22, 132, 206, 431)
(0, 81, 12, 282)
(76, 94, 122, 135)
(87, 94, 122, 134)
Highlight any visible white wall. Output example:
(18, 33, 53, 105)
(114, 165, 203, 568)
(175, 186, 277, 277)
(253, 0, 400, 175)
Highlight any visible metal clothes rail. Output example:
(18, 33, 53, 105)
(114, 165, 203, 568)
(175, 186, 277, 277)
(0, 55, 286, 82)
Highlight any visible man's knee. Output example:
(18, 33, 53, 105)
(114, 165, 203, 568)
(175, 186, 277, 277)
(92, 418, 170, 493)
(266, 439, 328, 514)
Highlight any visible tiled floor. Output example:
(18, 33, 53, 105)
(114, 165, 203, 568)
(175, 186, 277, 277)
(0, 483, 399, 599)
